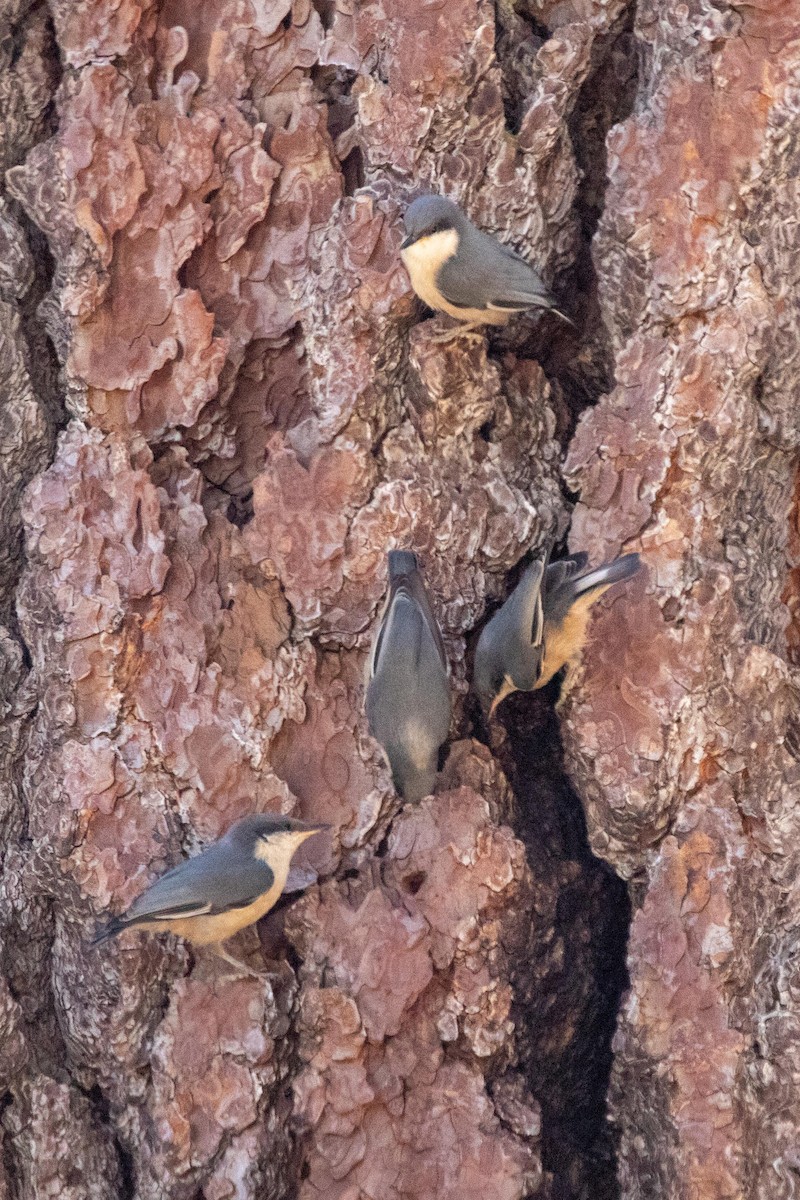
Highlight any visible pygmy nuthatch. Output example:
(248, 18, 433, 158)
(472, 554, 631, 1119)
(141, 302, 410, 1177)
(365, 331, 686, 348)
(475, 551, 641, 716)
(366, 550, 451, 803)
(93, 813, 328, 974)
(400, 194, 568, 337)
(473, 557, 545, 719)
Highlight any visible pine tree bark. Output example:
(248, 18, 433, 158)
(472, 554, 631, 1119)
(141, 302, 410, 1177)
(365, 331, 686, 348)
(0, 0, 797, 1198)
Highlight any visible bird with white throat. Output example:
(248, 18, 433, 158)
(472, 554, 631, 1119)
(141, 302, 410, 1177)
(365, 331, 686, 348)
(400, 193, 569, 340)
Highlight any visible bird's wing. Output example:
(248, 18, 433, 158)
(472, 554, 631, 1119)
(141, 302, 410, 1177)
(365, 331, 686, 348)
(501, 559, 546, 689)
(402, 570, 449, 673)
(368, 593, 391, 680)
(125, 846, 275, 924)
(436, 230, 556, 313)
(367, 588, 451, 744)
(372, 592, 446, 688)
(476, 559, 545, 693)
(483, 246, 557, 312)
(543, 553, 640, 627)
(371, 571, 448, 679)
(367, 555, 451, 790)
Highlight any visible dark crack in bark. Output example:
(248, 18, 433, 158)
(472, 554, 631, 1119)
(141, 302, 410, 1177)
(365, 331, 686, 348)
(542, 1, 640, 435)
(498, 687, 630, 1200)
(0, 0, 62, 625)
(481, 8, 641, 1197)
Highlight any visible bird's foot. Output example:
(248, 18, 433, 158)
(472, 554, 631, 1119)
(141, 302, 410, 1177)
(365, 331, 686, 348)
(210, 943, 294, 985)
(210, 944, 264, 979)
(427, 321, 487, 345)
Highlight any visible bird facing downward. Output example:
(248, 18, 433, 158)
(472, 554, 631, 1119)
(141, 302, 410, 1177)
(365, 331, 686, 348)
(473, 557, 546, 719)
(474, 551, 641, 717)
(400, 194, 567, 336)
(366, 550, 452, 803)
(93, 814, 328, 973)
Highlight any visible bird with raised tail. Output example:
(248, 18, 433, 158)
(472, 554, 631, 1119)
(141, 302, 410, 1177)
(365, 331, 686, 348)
(366, 550, 452, 803)
(400, 194, 569, 338)
(474, 552, 641, 717)
(93, 813, 328, 975)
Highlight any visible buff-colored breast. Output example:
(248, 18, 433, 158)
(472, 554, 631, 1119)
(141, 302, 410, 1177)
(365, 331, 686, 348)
(139, 877, 284, 945)
(133, 830, 309, 946)
(401, 230, 510, 326)
(537, 587, 612, 688)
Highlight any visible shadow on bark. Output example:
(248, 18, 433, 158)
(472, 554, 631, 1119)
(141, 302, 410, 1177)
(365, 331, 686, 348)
(497, 684, 630, 1200)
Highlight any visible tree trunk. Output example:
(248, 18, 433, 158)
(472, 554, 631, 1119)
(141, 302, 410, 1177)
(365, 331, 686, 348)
(1, 0, 797, 1197)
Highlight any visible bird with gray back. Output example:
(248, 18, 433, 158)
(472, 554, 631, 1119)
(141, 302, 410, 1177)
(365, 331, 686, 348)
(400, 194, 569, 339)
(366, 550, 451, 803)
(473, 557, 546, 718)
(93, 813, 328, 975)
(475, 551, 641, 717)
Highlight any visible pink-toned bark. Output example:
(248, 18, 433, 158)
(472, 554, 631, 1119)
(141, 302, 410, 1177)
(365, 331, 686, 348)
(0, 0, 797, 1196)
(561, 2, 800, 1197)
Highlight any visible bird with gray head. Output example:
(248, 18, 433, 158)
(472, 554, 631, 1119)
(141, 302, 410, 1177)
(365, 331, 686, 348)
(366, 550, 452, 803)
(474, 551, 641, 717)
(400, 194, 569, 339)
(93, 813, 328, 975)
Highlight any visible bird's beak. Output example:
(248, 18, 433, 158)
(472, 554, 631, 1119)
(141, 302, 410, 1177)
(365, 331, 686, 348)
(294, 822, 331, 843)
(489, 676, 516, 719)
(551, 305, 577, 328)
(400, 234, 415, 251)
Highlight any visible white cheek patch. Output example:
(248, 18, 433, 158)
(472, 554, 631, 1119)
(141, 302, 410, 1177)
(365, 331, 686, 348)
(401, 230, 460, 311)
(402, 228, 459, 268)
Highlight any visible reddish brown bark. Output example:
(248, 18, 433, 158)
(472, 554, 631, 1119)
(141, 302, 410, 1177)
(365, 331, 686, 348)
(0, 0, 797, 1197)
(562, 3, 800, 1197)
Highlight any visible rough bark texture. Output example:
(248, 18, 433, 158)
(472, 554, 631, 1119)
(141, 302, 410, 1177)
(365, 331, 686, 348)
(0, 0, 797, 1198)
(562, 4, 800, 1197)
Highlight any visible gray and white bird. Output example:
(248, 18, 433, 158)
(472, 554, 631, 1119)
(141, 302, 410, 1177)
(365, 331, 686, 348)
(366, 550, 451, 803)
(474, 552, 641, 717)
(93, 813, 328, 974)
(400, 194, 567, 336)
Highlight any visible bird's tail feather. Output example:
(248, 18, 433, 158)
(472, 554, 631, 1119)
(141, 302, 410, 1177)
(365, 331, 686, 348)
(570, 553, 641, 599)
(92, 915, 128, 945)
(549, 305, 576, 328)
(491, 293, 575, 326)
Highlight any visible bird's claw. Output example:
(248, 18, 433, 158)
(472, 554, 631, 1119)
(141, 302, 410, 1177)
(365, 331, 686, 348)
(427, 323, 486, 345)
(211, 944, 264, 979)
